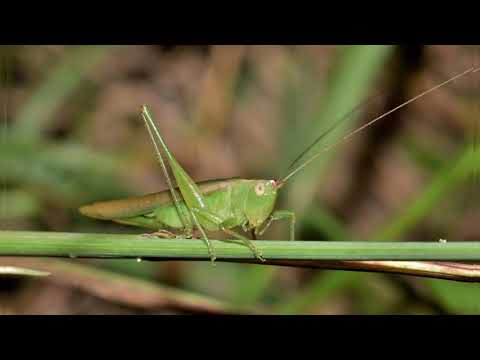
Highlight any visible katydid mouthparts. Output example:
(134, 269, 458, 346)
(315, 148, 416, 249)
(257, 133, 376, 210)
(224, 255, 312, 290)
(79, 66, 479, 263)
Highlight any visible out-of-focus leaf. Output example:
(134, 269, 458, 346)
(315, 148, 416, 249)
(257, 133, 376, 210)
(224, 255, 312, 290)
(13, 46, 112, 141)
(285, 45, 394, 216)
(275, 271, 364, 314)
(0, 141, 130, 204)
(0, 190, 40, 219)
(374, 144, 478, 241)
(427, 279, 480, 314)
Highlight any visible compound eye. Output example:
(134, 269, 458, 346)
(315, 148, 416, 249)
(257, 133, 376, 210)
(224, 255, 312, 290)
(255, 182, 265, 196)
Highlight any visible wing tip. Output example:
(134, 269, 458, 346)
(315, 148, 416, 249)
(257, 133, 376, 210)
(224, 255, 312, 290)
(79, 203, 107, 219)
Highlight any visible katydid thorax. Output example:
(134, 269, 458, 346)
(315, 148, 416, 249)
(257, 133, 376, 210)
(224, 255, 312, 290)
(80, 66, 479, 263)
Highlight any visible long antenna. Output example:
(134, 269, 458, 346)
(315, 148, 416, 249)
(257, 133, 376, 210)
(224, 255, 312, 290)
(277, 66, 480, 187)
(285, 92, 384, 172)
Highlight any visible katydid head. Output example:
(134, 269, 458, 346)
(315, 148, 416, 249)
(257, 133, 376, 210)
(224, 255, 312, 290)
(245, 180, 278, 227)
(273, 66, 480, 189)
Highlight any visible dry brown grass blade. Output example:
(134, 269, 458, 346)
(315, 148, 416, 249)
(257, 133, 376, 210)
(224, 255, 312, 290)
(2, 257, 234, 314)
(225, 259, 480, 282)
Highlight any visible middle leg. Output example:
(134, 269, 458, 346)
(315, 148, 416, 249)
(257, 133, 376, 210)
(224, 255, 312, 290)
(192, 208, 265, 262)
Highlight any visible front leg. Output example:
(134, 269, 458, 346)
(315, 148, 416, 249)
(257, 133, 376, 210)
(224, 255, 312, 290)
(255, 210, 296, 241)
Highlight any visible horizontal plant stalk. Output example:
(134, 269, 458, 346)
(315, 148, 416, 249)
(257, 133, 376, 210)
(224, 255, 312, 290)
(1, 231, 479, 260)
(1, 231, 480, 282)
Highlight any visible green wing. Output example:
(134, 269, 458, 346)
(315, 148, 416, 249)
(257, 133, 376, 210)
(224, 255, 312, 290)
(79, 177, 240, 220)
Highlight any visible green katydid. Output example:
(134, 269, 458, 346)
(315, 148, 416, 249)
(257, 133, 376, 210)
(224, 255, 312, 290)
(79, 67, 478, 263)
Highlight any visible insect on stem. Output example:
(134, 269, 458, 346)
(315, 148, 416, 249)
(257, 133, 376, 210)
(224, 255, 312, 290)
(79, 64, 479, 260)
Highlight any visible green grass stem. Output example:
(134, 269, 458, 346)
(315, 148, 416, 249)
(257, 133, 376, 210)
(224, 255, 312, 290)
(1, 231, 479, 261)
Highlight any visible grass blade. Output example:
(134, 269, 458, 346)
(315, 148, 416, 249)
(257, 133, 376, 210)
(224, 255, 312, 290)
(0, 231, 479, 261)
(13, 46, 112, 141)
